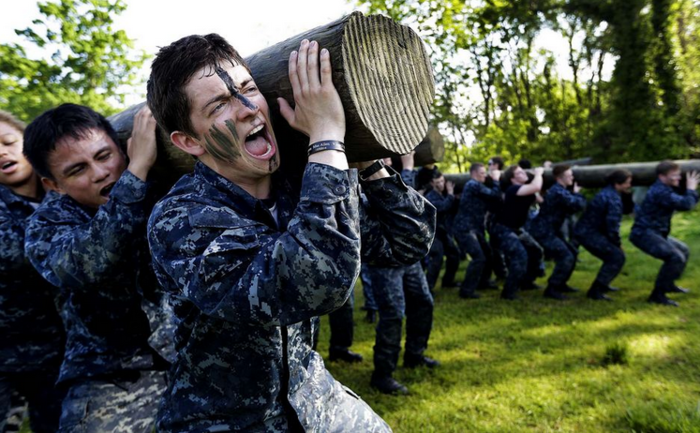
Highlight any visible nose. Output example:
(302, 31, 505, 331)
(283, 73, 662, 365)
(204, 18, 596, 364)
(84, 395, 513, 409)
(236, 97, 260, 120)
(91, 162, 111, 183)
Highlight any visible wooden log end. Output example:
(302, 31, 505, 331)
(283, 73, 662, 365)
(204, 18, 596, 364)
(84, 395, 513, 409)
(342, 13, 435, 156)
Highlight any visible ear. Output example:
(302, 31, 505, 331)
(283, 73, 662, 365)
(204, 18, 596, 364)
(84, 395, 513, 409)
(41, 177, 62, 194)
(171, 131, 206, 157)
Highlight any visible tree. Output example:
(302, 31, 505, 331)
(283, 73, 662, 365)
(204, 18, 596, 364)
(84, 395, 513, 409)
(0, 0, 147, 122)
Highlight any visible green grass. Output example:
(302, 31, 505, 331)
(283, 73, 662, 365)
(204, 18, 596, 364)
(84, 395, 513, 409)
(19, 209, 700, 432)
(317, 207, 700, 432)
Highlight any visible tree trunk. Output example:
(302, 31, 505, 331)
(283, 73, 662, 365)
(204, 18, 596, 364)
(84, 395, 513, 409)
(109, 11, 435, 185)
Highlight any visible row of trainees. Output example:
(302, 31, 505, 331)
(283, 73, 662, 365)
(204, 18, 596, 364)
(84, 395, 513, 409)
(417, 157, 699, 306)
(0, 35, 438, 432)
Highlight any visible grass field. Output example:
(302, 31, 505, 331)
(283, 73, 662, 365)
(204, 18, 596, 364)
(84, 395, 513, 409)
(19, 209, 700, 432)
(316, 208, 700, 432)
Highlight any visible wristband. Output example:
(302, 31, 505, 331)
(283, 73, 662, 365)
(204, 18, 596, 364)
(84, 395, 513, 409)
(359, 160, 386, 181)
(307, 140, 345, 156)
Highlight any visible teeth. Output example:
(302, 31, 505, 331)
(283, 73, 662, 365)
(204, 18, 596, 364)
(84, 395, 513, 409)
(247, 124, 264, 137)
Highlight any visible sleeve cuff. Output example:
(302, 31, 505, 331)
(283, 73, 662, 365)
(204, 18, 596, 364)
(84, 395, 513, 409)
(361, 166, 410, 200)
(299, 163, 355, 204)
(111, 170, 150, 204)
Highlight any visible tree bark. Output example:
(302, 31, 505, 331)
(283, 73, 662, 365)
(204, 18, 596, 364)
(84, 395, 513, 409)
(109, 11, 435, 185)
(413, 127, 445, 166)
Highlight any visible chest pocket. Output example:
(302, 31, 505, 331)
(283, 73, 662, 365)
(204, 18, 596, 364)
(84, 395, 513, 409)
(189, 206, 266, 247)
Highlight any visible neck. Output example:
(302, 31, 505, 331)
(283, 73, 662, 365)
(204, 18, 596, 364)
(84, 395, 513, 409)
(556, 179, 567, 188)
(205, 158, 272, 199)
(10, 174, 41, 200)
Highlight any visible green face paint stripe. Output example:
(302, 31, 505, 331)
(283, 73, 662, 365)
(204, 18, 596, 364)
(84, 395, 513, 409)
(204, 122, 242, 163)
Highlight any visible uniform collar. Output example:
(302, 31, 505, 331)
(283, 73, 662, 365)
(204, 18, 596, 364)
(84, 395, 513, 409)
(194, 161, 296, 229)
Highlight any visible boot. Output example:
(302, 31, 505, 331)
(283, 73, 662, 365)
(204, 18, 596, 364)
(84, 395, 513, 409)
(404, 354, 440, 369)
(329, 347, 363, 363)
(648, 294, 679, 307)
(587, 281, 613, 301)
(370, 372, 408, 395)
(558, 284, 580, 293)
(667, 285, 690, 294)
(543, 285, 568, 300)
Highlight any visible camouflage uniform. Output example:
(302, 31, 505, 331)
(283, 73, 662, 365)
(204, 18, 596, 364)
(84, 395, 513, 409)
(148, 161, 435, 432)
(424, 188, 459, 290)
(24, 171, 170, 433)
(367, 168, 435, 380)
(529, 183, 586, 289)
(574, 185, 626, 287)
(452, 179, 502, 296)
(491, 185, 543, 298)
(0, 186, 65, 433)
(629, 180, 699, 299)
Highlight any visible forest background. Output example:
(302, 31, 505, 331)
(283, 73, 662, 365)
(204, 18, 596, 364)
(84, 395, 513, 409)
(2, 0, 700, 172)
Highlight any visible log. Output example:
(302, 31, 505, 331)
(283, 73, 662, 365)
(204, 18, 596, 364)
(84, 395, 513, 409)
(445, 159, 700, 191)
(109, 12, 435, 186)
(413, 127, 445, 166)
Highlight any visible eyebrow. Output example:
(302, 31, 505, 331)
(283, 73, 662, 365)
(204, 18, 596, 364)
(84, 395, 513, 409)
(60, 145, 111, 176)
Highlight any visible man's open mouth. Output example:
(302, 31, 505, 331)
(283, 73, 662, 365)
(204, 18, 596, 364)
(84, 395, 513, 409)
(244, 124, 276, 160)
(1, 161, 17, 173)
(100, 183, 115, 197)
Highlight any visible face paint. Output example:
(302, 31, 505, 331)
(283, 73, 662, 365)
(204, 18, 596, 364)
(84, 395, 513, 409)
(215, 66, 258, 111)
(204, 119, 241, 163)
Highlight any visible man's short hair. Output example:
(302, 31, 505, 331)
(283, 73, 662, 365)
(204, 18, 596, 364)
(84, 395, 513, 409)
(606, 169, 632, 186)
(431, 169, 443, 180)
(518, 158, 532, 169)
(147, 33, 250, 139)
(23, 104, 119, 180)
(0, 110, 26, 133)
(469, 163, 484, 174)
(656, 160, 680, 176)
(553, 164, 571, 179)
(501, 165, 519, 188)
(488, 156, 504, 170)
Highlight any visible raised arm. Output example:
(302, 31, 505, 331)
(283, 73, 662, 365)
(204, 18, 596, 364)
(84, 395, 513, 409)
(517, 167, 544, 196)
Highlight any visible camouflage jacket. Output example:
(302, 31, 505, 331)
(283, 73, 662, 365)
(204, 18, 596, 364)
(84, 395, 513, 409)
(529, 183, 586, 238)
(25, 170, 169, 384)
(574, 185, 623, 246)
(631, 180, 699, 237)
(148, 161, 435, 432)
(453, 179, 502, 234)
(0, 186, 64, 372)
(425, 189, 456, 235)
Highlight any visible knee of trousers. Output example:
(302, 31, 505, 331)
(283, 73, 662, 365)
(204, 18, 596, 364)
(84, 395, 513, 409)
(666, 250, 687, 266)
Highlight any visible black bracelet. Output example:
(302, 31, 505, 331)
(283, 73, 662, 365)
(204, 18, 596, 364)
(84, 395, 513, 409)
(358, 160, 386, 181)
(307, 140, 345, 156)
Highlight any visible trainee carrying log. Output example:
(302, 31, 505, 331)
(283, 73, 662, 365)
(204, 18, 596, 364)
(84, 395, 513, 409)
(444, 159, 700, 191)
(109, 11, 435, 185)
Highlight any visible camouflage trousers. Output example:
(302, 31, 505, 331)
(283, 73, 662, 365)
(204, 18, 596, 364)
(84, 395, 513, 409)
(425, 230, 460, 291)
(367, 262, 434, 376)
(454, 229, 492, 295)
(532, 232, 578, 288)
(58, 370, 166, 433)
(630, 230, 690, 296)
(575, 231, 626, 286)
(491, 224, 543, 296)
(0, 369, 65, 433)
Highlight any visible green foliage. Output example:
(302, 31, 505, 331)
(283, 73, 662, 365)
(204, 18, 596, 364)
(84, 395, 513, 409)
(356, 0, 700, 169)
(0, 0, 147, 122)
(316, 207, 700, 431)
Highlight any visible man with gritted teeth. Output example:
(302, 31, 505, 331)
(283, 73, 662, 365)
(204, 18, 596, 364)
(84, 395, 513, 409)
(146, 33, 435, 432)
(22, 104, 172, 432)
